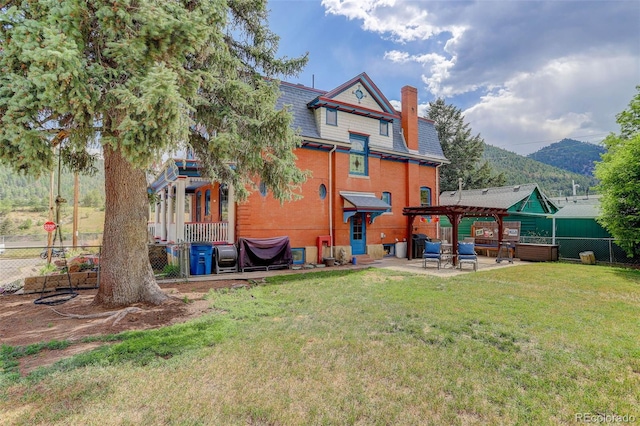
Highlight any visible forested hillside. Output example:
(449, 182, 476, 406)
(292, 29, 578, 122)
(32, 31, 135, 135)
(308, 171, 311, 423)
(0, 161, 105, 210)
(527, 138, 605, 176)
(483, 144, 598, 197)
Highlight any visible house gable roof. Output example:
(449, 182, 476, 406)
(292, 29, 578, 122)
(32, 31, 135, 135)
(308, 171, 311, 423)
(308, 72, 396, 117)
(440, 183, 558, 214)
(277, 74, 447, 163)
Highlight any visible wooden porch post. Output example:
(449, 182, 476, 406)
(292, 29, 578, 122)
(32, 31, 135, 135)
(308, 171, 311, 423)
(407, 215, 416, 260)
(449, 213, 460, 266)
(154, 199, 160, 240)
(160, 188, 167, 242)
(175, 177, 187, 242)
(227, 183, 236, 243)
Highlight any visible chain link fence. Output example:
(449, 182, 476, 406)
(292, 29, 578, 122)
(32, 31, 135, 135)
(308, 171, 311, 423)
(2, 237, 636, 295)
(519, 236, 638, 266)
(0, 243, 192, 295)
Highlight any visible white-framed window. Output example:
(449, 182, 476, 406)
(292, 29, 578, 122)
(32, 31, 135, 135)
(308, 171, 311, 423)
(326, 108, 337, 126)
(380, 120, 389, 136)
(349, 133, 368, 176)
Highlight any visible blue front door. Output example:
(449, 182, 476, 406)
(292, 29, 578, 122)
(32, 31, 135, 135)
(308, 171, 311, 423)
(350, 214, 366, 255)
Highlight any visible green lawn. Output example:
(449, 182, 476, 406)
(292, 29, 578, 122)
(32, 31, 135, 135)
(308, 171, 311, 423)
(2, 263, 639, 425)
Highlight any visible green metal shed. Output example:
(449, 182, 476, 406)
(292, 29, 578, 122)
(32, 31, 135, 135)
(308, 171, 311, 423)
(439, 183, 558, 241)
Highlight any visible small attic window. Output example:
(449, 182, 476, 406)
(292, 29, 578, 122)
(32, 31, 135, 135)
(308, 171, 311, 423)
(513, 185, 521, 191)
(326, 108, 337, 126)
(482, 189, 489, 195)
(380, 120, 389, 136)
(450, 191, 457, 196)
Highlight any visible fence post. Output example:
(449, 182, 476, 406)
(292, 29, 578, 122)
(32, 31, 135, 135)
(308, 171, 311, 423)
(609, 239, 613, 264)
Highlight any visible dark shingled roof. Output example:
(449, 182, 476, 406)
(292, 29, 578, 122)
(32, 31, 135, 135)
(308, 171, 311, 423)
(418, 118, 446, 160)
(276, 83, 324, 139)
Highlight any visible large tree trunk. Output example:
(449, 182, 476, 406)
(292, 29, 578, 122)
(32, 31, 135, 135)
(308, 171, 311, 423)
(93, 146, 168, 307)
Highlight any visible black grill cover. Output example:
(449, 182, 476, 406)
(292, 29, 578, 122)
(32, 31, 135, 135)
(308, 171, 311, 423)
(238, 236, 292, 271)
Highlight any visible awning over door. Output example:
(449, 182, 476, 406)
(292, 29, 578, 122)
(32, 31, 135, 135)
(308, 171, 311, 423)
(341, 191, 391, 223)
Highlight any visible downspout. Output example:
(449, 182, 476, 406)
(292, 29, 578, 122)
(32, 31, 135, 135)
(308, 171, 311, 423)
(329, 145, 337, 257)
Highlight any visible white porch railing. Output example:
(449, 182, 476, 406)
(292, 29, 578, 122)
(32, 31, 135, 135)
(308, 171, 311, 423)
(184, 222, 228, 243)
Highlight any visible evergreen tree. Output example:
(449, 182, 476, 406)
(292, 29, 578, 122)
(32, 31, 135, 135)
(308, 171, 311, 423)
(595, 87, 640, 258)
(427, 98, 504, 191)
(0, 0, 307, 306)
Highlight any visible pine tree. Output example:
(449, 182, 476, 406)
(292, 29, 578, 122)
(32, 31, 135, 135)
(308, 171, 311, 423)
(427, 98, 504, 191)
(595, 87, 640, 258)
(0, 0, 307, 306)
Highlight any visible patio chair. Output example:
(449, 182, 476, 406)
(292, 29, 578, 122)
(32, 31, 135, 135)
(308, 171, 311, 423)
(457, 242, 478, 271)
(423, 241, 442, 269)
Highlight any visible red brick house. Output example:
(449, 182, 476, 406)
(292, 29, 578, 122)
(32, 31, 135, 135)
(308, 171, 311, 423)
(148, 72, 448, 264)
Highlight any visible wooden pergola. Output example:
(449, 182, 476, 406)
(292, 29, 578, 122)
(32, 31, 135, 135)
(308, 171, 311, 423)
(402, 205, 510, 264)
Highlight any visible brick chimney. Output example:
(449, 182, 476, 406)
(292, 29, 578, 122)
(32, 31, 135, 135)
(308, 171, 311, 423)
(401, 86, 419, 151)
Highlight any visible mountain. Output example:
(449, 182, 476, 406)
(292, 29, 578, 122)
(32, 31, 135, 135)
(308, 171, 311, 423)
(527, 138, 605, 177)
(482, 144, 598, 198)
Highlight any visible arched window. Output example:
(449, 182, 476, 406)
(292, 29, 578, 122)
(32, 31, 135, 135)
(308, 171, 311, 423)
(420, 187, 432, 206)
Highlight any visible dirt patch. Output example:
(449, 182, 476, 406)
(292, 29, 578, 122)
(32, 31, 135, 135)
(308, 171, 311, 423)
(0, 279, 248, 375)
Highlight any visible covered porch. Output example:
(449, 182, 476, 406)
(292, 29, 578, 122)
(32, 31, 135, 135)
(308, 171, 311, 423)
(147, 159, 235, 244)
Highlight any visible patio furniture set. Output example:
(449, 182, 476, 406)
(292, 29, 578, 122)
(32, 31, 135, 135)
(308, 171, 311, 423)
(422, 241, 479, 271)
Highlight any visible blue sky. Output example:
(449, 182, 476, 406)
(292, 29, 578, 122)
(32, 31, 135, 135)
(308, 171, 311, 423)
(267, 0, 640, 155)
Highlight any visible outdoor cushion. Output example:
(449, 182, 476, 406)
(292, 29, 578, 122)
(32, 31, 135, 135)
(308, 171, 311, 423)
(458, 242, 475, 255)
(458, 254, 477, 260)
(424, 242, 441, 254)
(423, 253, 441, 259)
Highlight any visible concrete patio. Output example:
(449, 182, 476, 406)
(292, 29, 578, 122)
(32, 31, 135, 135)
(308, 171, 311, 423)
(176, 254, 528, 284)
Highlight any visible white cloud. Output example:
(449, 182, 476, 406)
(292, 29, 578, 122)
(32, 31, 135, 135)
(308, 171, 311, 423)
(319, 0, 640, 154)
(464, 53, 638, 154)
(321, 0, 452, 43)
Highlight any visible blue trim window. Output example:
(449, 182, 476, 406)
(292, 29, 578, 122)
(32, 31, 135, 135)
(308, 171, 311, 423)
(380, 120, 389, 136)
(205, 189, 211, 216)
(326, 108, 337, 126)
(420, 186, 432, 206)
(381, 191, 391, 212)
(349, 133, 369, 176)
(259, 182, 267, 197)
